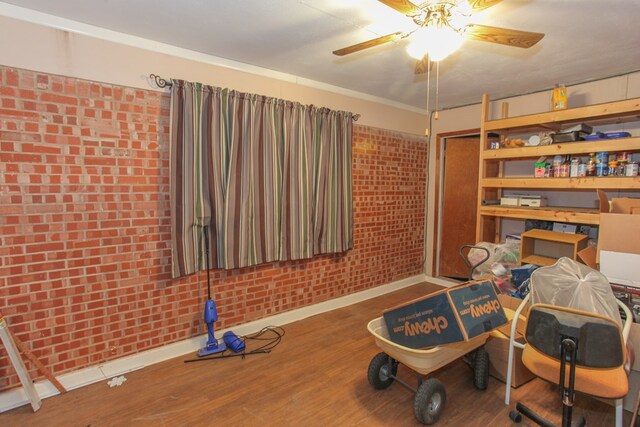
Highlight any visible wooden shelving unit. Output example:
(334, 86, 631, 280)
(482, 176, 640, 189)
(519, 229, 588, 266)
(475, 94, 640, 243)
(482, 137, 640, 160)
(478, 205, 600, 225)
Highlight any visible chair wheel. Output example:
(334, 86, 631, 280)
(509, 409, 522, 423)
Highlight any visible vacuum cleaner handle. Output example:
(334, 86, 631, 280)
(203, 225, 211, 300)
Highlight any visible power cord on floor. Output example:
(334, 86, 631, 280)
(242, 326, 285, 352)
(184, 326, 285, 363)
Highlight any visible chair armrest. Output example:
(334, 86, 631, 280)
(510, 294, 530, 339)
(510, 294, 530, 348)
(615, 298, 632, 344)
(505, 293, 531, 404)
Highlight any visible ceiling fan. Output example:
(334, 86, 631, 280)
(333, 0, 544, 73)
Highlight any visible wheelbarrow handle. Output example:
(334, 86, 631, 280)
(459, 245, 491, 281)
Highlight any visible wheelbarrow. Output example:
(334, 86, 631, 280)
(459, 244, 491, 281)
(366, 318, 489, 424)
(365, 245, 493, 425)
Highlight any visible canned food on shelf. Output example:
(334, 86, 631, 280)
(595, 152, 608, 166)
(578, 163, 587, 177)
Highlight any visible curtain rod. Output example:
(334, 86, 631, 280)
(150, 74, 171, 88)
(149, 74, 360, 121)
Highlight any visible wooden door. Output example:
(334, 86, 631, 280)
(438, 137, 480, 279)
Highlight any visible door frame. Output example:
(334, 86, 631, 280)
(431, 128, 480, 278)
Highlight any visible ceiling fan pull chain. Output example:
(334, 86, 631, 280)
(434, 61, 440, 120)
(427, 58, 431, 108)
(425, 56, 431, 136)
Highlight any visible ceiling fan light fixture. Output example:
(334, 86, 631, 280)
(447, 4, 473, 30)
(406, 25, 464, 61)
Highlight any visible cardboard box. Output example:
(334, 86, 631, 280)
(382, 280, 508, 349)
(500, 196, 520, 207)
(485, 333, 535, 388)
(598, 322, 640, 411)
(610, 197, 640, 214)
(495, 294, 529, 338)
(596, 191, 640, 286)
(599, 214, 640, 255)
(486, 294, 534, 388)
(624, 370, 640, 412)
(520, 196, 547, 208)
(599, 251, 640, 288)
(623, 323, 640, 412)
(552, 222, 577, 234)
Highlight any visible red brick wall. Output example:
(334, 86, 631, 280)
(0, 66, 427, 391)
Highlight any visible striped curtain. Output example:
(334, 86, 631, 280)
(169, 80, 354, 278)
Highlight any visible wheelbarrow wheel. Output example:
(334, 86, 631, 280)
(414, 378, 446, 425)
(367, 352, 397, 390)
(473, 347, 490, 390)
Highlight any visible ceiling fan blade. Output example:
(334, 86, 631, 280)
(467, 0, 503, 12)
(465, 24, 544, 48)
(333, 32, 403, 56)
(414, 55, 434, 75)
(377, 0, 421, 16)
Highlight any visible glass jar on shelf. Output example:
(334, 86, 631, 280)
(586, 153, 596, 176)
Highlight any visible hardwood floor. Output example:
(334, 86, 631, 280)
(1, 282, 626, 426)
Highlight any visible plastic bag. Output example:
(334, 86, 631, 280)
(468, 240, 520, 279)
(529, 257, 621, 324)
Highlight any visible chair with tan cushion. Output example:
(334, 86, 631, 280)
(504, 258, 632, 427)
(510, 303, 628, 427)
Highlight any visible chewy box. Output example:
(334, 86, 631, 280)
(596, 191, 640, 287)
(383, 280, 508, 349)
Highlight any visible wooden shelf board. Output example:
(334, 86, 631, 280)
(520, 255, 558, 267)
(478, 205, 600, 225)
(520, 229, 588, 244)
(481, 176, 640, 189)
(484, 98, 640, 132)
(481, 137, 640, 160)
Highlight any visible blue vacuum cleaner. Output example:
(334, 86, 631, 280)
(197, 226, 227, 357)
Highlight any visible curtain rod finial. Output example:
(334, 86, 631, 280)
(150, 74, 172, 88)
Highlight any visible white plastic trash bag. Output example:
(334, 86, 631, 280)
(529, 257, 621, 324)
(468, 240, 520, 278)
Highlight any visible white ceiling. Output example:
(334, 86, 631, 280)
(2, 0, 640, 110)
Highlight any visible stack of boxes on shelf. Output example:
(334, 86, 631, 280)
(499, 195, 547, 207)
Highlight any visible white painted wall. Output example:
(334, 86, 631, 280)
(0, 11, 428, 135)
